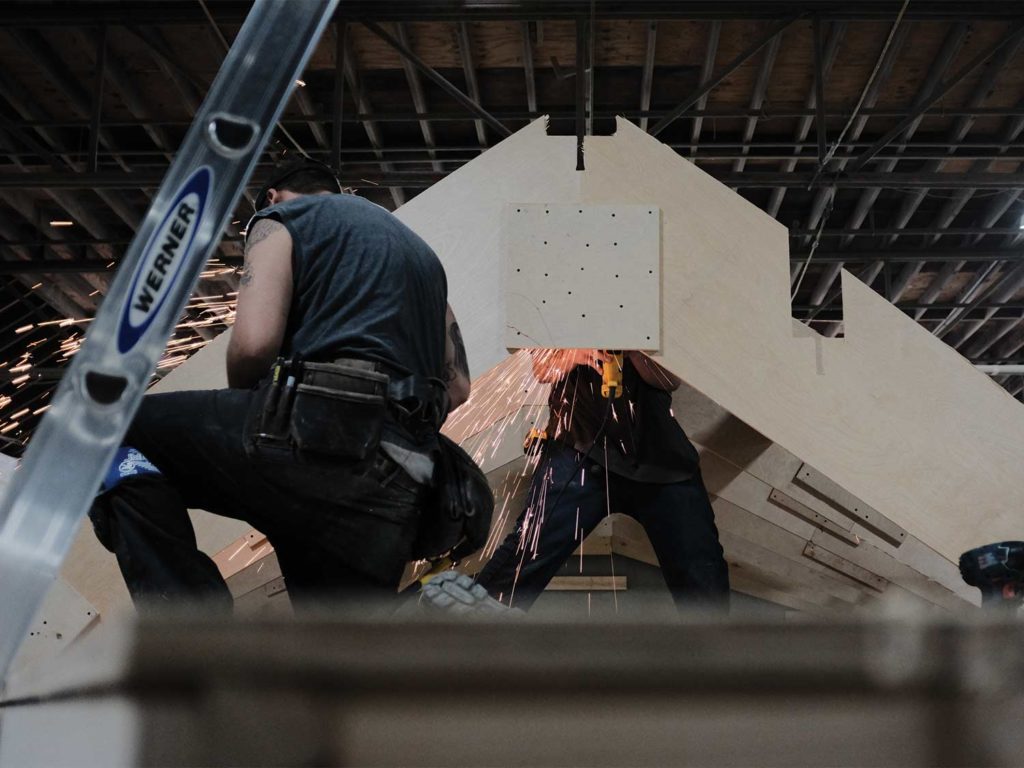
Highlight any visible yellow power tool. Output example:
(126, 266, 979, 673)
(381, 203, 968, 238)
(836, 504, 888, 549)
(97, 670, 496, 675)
(601, 351, 625, 398)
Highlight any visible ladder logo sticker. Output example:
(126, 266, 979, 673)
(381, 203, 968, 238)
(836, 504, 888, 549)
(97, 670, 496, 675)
(118, 166, 212, 353)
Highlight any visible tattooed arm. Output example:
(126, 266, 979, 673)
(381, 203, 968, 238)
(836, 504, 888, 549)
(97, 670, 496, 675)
(443, 304, 471, 411)
(226, 217, 293, 389)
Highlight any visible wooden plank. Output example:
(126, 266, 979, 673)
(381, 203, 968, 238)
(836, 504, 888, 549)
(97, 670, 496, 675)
(225, 551, 282, 600)
(547, 576, 627, 591)
(232, 577, 293, 617)
(612, 510, 870, 606)
(768, 489, 861, 546)
(794, 463, 907, 547)
(808, 531, 971, 615)
(213, 529, 273, 581)
(802, 542, 888, 593)
(671, 384, 878, 542)
(895, 535, 979, 606)
(726, 570, 836, 618)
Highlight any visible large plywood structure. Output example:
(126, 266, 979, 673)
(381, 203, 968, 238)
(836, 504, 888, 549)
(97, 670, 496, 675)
(42, 116, 1024, 643)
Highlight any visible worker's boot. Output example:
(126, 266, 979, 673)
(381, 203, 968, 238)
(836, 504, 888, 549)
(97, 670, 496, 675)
(420, 570, 521, 618)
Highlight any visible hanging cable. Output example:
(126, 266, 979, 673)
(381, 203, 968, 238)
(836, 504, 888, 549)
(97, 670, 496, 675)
(795, 1, 911, 306)
(814, 0, 912, 180)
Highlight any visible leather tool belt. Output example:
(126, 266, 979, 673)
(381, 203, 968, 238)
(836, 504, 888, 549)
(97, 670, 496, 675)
(246, 357, 447, 462)
(247, 357, 388, 462)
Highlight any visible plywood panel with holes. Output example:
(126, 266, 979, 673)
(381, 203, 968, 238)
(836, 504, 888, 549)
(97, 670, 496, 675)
(505, 203, 661, 350)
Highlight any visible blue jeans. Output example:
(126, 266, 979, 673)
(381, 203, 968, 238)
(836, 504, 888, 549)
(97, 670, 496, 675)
(476, 441, 730, 612)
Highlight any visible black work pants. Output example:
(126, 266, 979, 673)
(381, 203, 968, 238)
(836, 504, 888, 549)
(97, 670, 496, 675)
(89, 388, 425, 610)
(477, 441, 730, 612)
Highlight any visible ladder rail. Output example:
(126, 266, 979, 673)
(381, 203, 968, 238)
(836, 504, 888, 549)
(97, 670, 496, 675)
(0, 0, 340, 680)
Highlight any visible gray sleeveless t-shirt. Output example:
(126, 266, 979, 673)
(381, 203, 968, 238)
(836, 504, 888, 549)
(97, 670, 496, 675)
(250, 194, 447, 461)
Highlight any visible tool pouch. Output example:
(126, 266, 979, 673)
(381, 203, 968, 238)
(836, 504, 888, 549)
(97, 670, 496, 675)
(411, 433, 494, 561)
(246, 359, 390, 462)
(290, 361, 389, 460)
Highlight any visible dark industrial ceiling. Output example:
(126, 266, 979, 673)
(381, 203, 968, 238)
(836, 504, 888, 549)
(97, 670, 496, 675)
(0, 0, 1023, 454)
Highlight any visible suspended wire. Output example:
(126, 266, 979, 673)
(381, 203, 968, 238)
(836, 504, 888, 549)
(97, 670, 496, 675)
(791, 185, 836, 301)
(816, 0, 912, 177)
(795, 0, 912, 304)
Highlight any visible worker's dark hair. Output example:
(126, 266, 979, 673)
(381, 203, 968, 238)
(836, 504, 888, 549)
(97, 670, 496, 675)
(253, 158, 342, 211)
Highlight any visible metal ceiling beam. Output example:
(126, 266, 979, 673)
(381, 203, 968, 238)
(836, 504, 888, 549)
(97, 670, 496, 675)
(0, 217, 91, 318)
(455, 22, 487, 146)
(997, 326, 1024, 360)
(849, 20, 1024, 172)
(117, 25, 248, 251)
(339, 29, 406, 208)
(885, 34, 1024, 249)
(123, 26, 202, 113)
(790, 227, 1024, 238)
(2, 2, 1019, 24)
(766, 301, 1023, 314)
(6, 28, 129, 173)
(841, 21, 971, 313)
(8, 247, 1021, 273)
(650, 15, 801, 137)
(812, 16, 827, 165)
(798, 21, 908, 249)
(362, 20, 512, 138)
(11, 228, 1020, 249)
(943, 263, 1024, 345)
(332, 21, 347, 171)
(0, 31, 152, 234)
(586, 8, 595, 137)
(395, 23, 442, 172)
(8, 170, 1024, 190)
(810, 22, 964, 316)
(639, 21, 657, 133)
(9, 144, 1024, 165)
(0, 195, 108, 304)
(732, 28, 783, 173)
(521, 22, 537, 115)
(575, 16, 586, 170)
(790, 248, 1020, 264)
(767, 21, 845, 219)
(881, 32, 1024, 310)
(11, 107, 1024, 130)
(86, 25, 107, 174)
(964, 317, 1024, 359)
(0, 67, 137, 271)
(918, 190, 1024, 325)
(85, 30, 176, 159)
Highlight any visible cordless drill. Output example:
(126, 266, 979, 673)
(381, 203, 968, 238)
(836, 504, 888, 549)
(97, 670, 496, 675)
(601, 351, 625, 399)
(959, 541, 1024, 611)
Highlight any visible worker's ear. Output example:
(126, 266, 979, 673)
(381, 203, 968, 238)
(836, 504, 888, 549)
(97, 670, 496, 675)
(265, 187, 281, 206)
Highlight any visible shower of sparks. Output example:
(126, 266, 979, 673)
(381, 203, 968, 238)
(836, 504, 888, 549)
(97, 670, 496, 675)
(446, 346, 643, 607)
(0, 287, 241, 447)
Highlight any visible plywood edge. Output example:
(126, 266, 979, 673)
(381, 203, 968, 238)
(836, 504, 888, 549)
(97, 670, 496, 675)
(794, 462, 907, 547)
